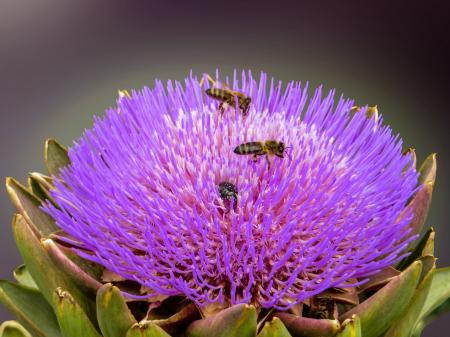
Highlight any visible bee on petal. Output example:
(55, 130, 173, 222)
(201, 74, 251, 115)
(205, 87, 251, 115)
(218, 181, 238, 212)
(233, 140, 287, 169)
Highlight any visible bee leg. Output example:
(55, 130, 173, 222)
(219, 102, 225, 115)
(265, 155, 271, 170)
(200, 74, 217, 88)
(231, 96, 239, 113)
(206, 74, 217, 86)
(228, 97, 237, 113)
(275, 153, 284, 158)
(252, 154, 259, 163)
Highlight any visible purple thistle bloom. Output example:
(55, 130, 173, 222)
(44, 70, 418, 310)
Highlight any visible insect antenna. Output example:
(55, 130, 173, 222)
(285, 145, 294, 163)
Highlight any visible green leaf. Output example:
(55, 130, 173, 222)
(411, 322, 425, 337)
(0, 321, 32, 337)
(12, 214, 97, 327)
(340, 260, 422, 337)
(384, 269, 434, 337)
(257, 317, 292, 337)
(45, 139, 70, 177)
(54, 288, 102, 337)
(6, 178, 57, 236)
(13, 265, 37, 290)
(96, 283, 137, 337)
(0, 280, 61, 337)
(125, 323, 171, 337)
(397, 228, 435, 271)
(186, 304, 257, 337)
(274, 313, 340, 337)
(335, 315, 361, 337)
(430, 297, 450, 316)
(418, 153, 437, 186)
(42, 239, 102, 295)
(419, 267, 450, 319)
(414, 298, 450, 335)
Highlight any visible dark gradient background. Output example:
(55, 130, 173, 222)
(1, 1, 449, 335)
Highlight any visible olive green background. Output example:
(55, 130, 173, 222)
(0, 0, 448, 335)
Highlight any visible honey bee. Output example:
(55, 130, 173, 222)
(201, 74, 251, 115)
(233, 140, 286, 169)
(218, 182, 238, 211)
(205, 87, 251, 115)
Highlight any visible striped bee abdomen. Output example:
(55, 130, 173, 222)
(205, 88, 232, 101)
(233, 142, 265, 155)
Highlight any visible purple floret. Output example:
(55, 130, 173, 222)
(44, 70, 418, 309)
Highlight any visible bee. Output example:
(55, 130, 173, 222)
(233, 140, 286, 169)
(218, 182, 238, 211)
(205, 87, 251, 115)
(201, 74, 251, 115)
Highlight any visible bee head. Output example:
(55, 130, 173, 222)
(278, 142, 285, 155)
(240, 97, 251, 114)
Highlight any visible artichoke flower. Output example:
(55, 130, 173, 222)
(1, 71, 448, 337)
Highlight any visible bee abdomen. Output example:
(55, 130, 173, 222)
(233, 142, 264, 155)
(206, 88, 230, 101)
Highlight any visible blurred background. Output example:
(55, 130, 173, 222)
(0, 0, 449, 335)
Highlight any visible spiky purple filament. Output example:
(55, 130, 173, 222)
(44, 71, 418, 310)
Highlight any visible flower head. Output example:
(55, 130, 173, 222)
(44, 71, 418, 310)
